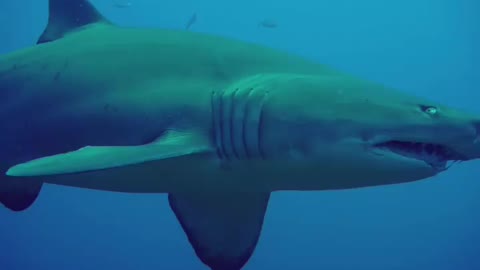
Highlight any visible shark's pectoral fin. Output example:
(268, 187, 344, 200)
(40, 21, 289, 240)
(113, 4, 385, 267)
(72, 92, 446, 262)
(37, 0, 112, 44)
(6, 130, 212, 177)
(168, 192, 270, 270)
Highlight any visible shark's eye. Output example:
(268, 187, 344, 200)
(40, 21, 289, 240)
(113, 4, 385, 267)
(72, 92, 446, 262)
(420, 105, 438, 116)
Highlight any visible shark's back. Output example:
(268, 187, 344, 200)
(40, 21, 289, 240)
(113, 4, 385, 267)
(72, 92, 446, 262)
(0, 14, 344, 169)
(0, 22, 337, 90)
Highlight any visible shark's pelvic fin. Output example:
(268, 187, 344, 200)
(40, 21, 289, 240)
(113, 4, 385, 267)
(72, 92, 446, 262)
(0, 177, 43, 212)
(37, 0, 111, 44)
(6, 130, 212, 177)
(168, 192, 270, 270)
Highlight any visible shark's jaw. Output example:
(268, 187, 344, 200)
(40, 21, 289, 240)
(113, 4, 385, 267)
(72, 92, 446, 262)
(373, 140, 464, 171)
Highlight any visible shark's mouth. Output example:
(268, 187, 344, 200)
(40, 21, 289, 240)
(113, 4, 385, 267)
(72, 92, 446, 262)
(374, 140, 462, 170)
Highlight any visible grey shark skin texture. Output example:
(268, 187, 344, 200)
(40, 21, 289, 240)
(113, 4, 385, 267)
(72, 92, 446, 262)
(1, 0, 479, 269)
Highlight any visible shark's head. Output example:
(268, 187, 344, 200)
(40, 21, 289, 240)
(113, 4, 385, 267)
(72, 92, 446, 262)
(262, 74, 480, 188)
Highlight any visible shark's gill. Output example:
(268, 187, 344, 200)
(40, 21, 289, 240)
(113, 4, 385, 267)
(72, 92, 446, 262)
(210, 85, 268, 161)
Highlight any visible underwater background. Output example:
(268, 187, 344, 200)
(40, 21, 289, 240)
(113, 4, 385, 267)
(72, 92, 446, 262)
(0, 0, 479, 269)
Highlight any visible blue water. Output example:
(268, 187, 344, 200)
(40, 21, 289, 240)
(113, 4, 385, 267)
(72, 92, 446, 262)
(1, 0, 479, 269)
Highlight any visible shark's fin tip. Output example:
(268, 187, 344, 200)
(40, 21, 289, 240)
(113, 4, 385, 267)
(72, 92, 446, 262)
(0, 178, 43, 212)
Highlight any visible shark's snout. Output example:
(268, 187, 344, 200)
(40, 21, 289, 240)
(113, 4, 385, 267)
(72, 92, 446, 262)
(450, 119, 480, 161)
(467, 120, 480, 158)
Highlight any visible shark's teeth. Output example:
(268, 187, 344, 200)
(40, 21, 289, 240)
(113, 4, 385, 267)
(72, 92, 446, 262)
(446, 160, 457, 168)
(375, 140, 459, 169)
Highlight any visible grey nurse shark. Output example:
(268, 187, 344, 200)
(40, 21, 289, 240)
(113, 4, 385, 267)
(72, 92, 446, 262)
(1, 0, 479, 269)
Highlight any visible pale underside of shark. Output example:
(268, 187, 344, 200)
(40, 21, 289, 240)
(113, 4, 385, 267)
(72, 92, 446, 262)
(1, 1, 479, 269)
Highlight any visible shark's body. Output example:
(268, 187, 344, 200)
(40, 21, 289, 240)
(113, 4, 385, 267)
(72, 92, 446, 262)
(1, 1, 480, 270)
(1, 23, 424, 193)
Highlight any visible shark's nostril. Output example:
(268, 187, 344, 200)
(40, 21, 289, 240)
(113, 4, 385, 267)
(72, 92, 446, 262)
(473, 121, 480, 143)
(475, 121, 480, 133)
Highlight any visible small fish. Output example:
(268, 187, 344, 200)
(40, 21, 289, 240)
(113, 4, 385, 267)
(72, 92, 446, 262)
(258, 19, 278, 28)
(185, 12, 197, 30)
(112, 0, 132, 8)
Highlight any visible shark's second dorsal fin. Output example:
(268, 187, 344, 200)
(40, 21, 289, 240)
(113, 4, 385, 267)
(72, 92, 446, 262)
(37, 0, 110, 44)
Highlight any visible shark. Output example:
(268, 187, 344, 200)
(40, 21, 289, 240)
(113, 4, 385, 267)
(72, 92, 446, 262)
(1, 0, 479, 269)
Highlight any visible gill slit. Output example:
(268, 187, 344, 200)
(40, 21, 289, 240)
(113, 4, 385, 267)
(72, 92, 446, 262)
(230, 88, 240, 159)
(258, 91, 268, 160)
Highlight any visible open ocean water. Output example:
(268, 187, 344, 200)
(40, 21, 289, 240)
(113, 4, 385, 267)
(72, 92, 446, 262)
(0, 0, 479, 269)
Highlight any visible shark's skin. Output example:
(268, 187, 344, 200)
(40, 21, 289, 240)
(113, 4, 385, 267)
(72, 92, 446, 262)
(3, 22, 476, 192)
(1, 1, 480, 270)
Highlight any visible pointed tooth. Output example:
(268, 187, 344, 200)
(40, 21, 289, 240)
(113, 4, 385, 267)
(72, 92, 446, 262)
(446, 160, 456, 168)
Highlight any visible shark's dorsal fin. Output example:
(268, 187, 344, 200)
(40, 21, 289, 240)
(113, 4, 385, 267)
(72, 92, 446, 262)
(37, 0, 111, 44)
